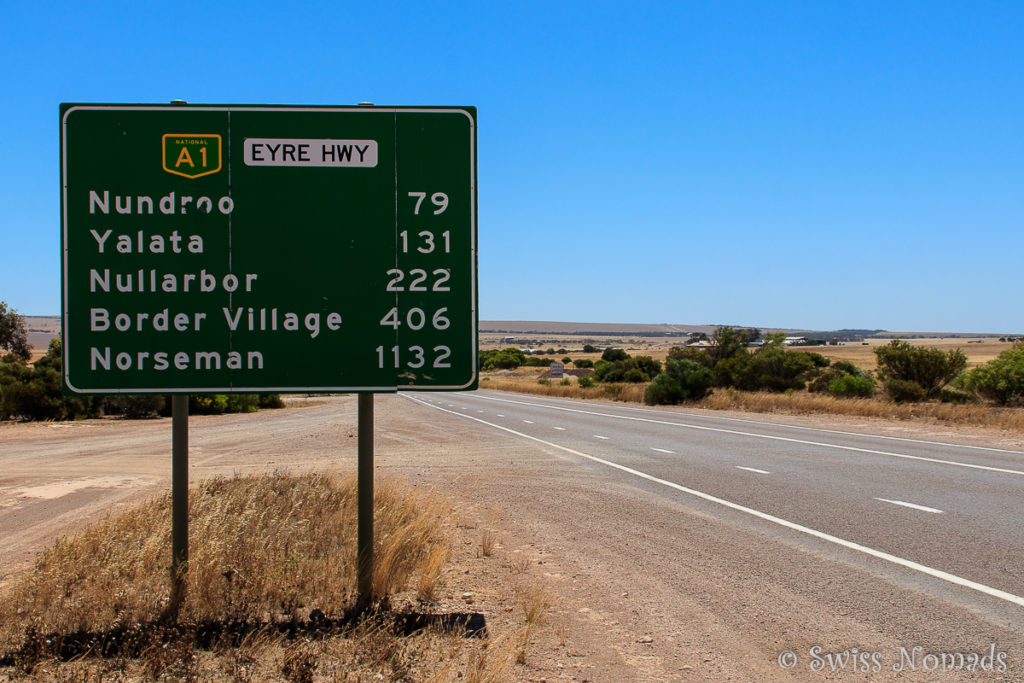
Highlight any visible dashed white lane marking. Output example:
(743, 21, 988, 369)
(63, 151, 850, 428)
(466, 395, 1024, 477)
(554, 427, 566, 431)
(594, 435, 609, 440)
(651, 448, 674, 454)
(875, 498, 943, 514)
(523, 420, 534, 424)
(404, 394, 1024, 610)
(497, 414, 504, 418)
(736, 466, 770, 474)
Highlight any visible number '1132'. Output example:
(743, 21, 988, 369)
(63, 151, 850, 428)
(376, 345, 452, 369)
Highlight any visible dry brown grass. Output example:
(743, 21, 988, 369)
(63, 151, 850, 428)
(703, 389, 1024, 431)
(482, 376, 646, 403)
(0, 473, 532, 681)
(483, 373, 1024, 433)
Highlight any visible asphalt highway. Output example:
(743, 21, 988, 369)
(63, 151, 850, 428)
(406, 390, 1024, 631)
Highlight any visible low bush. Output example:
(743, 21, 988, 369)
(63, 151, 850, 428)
(886, 378, 926, 403)
(961, 344, 1024, 406)
(939, 388, 972, 404)
(578, 376, 594, 388)
(0, 340, 99, 420)
(259, 394, 285, 409)
(667, 346, 714, 368)
(645, 359, 714, 405)
(105, 394, 166, 418)
(828, 374, 876, 398)
(601, 348, 630, 362)
(875, 339, 966, 397)
(479, 347, 526, 371)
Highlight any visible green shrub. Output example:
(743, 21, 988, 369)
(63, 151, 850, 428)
(574, 359, 594, 369)
(714, 346, 815, 392)
(593, 359, 624, 382)
(258, 394, 285, 409)
(191, 394, 229, 414)
(803, 352, 831, 368)
(537, 379, 550, 386)
(644, 374, 684, 405)
(578, 376, 594, 388)
(886, 378, 926, 403)
(644, 359, 713, 405)
(808, 361, 870, 394)
(559, 378, 572, 386)
(105, 394, 166, 418)
(875, 339, 967, 397)
(226, 394, 260, 413)
(0, 340, 97, 420)
(632, 356, 662, 379)
(523, 356, 554, 367)
(601, 348, 630, 362)
(961, 344, 1024, 405)
(667, 346, 714, 368)
(939, 388, 972, 404)
(827, 374, 876, 398)
(623, 368, 648, 383)
(479, 347, 526, 370)
(561, 356, 572, 365)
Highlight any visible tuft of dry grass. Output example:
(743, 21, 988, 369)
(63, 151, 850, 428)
(416, 544, 449, 603)
(513, 580, 551, 664)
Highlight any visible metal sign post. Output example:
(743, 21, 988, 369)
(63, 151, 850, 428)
(60, 103, 477, 610)
(357, 394, 374, 606)
(169, 394, 189, 618)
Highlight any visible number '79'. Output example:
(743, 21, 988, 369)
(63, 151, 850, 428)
(407, 191, 448, 215)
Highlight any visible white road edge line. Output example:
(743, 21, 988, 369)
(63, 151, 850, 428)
(875, 498, 944, 514)
(736, 466, 770, 474)
(651, 448, 674, 454)
(404, 394, 1024, 610)
(488, 392, 1024, 455)
(468, 395, 1024, 477)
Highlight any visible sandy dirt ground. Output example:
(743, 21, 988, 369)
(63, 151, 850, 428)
(2, 395, 1022, 680)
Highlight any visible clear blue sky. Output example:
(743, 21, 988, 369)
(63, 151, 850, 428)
(3, 1, 1022, 333)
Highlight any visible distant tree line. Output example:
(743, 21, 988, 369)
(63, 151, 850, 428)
(477, 323, 1024, 409)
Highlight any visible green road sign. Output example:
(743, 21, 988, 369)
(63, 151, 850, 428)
(60, 104, 477, 393)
